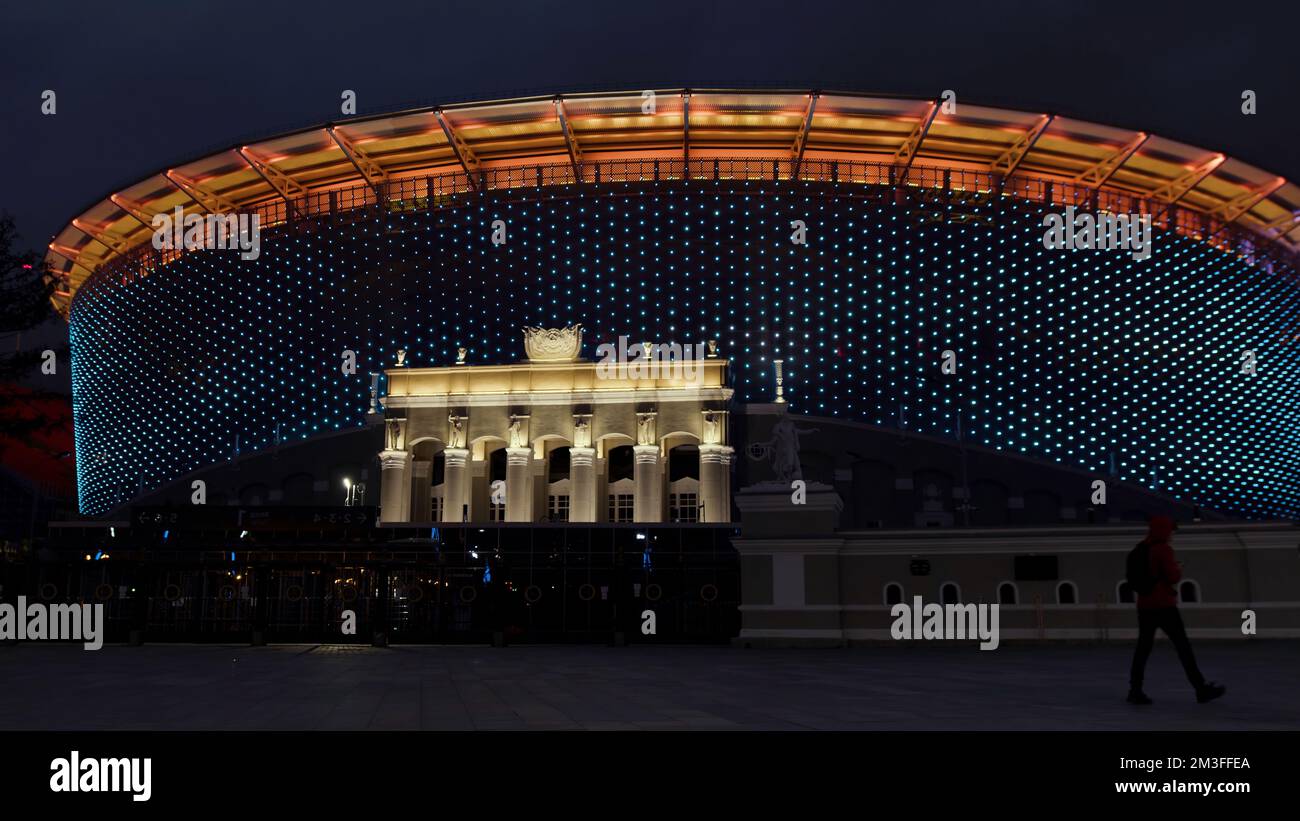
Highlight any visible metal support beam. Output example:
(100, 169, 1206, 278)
(109, 195, 159, 231)
(71, 219, 130, 256)
(1147, 154, 1226, 204)
(166, 171, 239, 214)
(237, 147, 309, 217)
(327, 126, 388, 198)
(1260, 209, 1300, 237)
(893, 100, 939, 185)
(790, 92, 819, 180)
(554, 96, 584, 183)
(989, 113, 1054, 178)
(47, 245, 97, 278)
(1074, 132, 1148, 188)
(434, 109, 480, 190)
(1208, 177, 1286, 223)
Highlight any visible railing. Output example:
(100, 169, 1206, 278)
(76, 155, 1298, 310)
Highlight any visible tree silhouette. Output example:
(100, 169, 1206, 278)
(0, 213, 66, 447)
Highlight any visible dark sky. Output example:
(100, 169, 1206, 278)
(2, 0, 1297, 252)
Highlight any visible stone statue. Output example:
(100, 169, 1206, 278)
(573, 415, 591, 448)
(769, 415, 818, 482)
(455, 347, 467, 364)
(702, 410, 722, 445)
(706, 339, 719, 358)
(386, 419, 401, 451)
(748, 415, 818, 483)
(395, 349, 407, 367)
(508, 415, 527, 449)
(448, 414, 466, 449)
(636, 412, 656, 446)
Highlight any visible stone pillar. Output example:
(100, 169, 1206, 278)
(505, 447, 533, 522)
(570, 447, 597, 522)
(441, 448, 470, 523)
(378, 449, 412, 523)
(699, 445, 734, 523)
(633, 445, 663, 523)
(410, 460, 432, 522)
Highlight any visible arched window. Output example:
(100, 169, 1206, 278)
(883, 582, 904, 606)
(1056, 581, 1078, 604)
(1117, 581, 1135, 604)
(547, 446, 570, 483)
(1179, 579, 1201, 604)
(996, 582, 1018, 605)
(940, 582, 960, 605)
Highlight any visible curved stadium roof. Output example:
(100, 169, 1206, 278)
(46, 88, 1300, 317)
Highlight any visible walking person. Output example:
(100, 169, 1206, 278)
(1126, 515, 1226, 705)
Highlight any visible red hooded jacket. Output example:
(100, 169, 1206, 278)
(1137, 515, 1182, 609)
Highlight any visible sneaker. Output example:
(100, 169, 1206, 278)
(1126, 689, 1153, 705)
(1196, 682, 1226, 703)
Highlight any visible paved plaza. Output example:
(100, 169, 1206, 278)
(2, 641, 1297, 731)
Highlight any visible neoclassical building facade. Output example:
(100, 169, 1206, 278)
(377, 327, 735, 525)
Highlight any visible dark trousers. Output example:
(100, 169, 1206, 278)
(1130, 606, 1205, 690)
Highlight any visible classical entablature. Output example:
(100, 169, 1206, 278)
(376, 340, 733, 525)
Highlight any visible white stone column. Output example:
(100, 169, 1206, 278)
(633, 445, 663, 523)
(699, 444, 734, 523)
(570, 447, 597, 522)
(441, 448, 470, 523)
(378, 449, 412, 523)
(505, 447, 533, 522)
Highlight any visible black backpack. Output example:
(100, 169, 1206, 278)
(1126, 539, 1158, 596)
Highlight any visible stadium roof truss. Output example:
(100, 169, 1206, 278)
(45, 88, 1300, 317)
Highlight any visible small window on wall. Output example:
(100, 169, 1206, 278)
(884, 583, 903, 606)
(1179, 580, 1200, 603)
(669, 493, 699, 522)
(1117, 581, 1135, 604)
(430, 496, 443, 522)
(997, 582, 1018, 605)
(940, 582, 960, 605)
(1057, 581, 1078, 604)
(607, 494, 634, 523)
(548, 495, 570, 522)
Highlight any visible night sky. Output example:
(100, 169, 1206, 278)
(2, 0, 1297, 263)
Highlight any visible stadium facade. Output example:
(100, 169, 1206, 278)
(30, 89, 1300, 644)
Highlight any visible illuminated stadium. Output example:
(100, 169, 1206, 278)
(48, 88, 1300, 520)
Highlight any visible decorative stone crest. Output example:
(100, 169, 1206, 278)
(523, 324, 582, 362)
